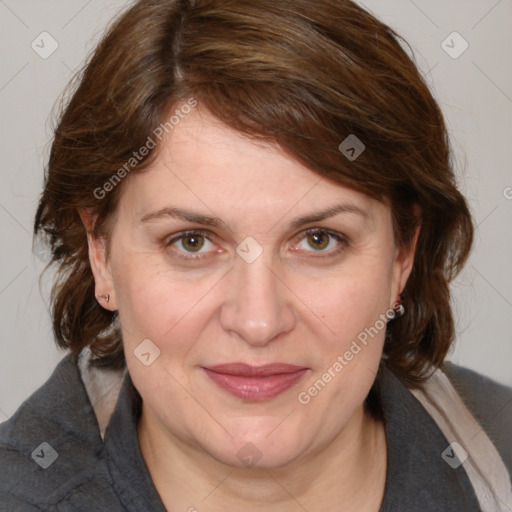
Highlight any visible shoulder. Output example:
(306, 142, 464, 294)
(443, 362, 512, 477)
(0, 354, 117, 510)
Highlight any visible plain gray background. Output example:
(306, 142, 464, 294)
(0, 0, 511, 422)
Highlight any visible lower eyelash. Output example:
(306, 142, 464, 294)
(166, 230, 212, 259)
(165, 228, 347, 260)
(301, 229, 348, 254)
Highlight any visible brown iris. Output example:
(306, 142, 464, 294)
(307, 232, 329, 250)
(181, 234, 205, 252)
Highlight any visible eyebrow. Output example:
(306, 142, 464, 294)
(287, 203, 369, 230)
(139, 202, 369, 230)
(139, 207, 223, 227)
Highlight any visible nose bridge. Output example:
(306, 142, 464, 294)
(220, 253, 295, 345)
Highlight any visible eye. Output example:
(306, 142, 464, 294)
(294, 229, 347, 255)
(167, 230, 215, 258)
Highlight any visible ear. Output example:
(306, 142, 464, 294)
(390, 210, 422, 306)
(78, 209, 117, 311)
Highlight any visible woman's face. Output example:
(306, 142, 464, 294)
(88, 108, 415, 468)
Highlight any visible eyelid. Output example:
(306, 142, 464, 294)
(291, 228, 348, 255)
(166, 229, 217, 260)
(165, 227, 348, 261)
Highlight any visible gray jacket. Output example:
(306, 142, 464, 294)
(1, 354, 511, 511)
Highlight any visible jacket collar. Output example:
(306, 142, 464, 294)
(100, 360, 482, 511)
(3, 352, 482, 510)
(376, 365, 481, 511)
(103, 371, 167, 511)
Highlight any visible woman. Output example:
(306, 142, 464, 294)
(1, 0, 510, 510)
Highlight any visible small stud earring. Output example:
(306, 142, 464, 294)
(392, 300, 405, 319)
(98, 293, 110, 303)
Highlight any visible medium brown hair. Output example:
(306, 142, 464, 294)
(34, 0, 473, 386)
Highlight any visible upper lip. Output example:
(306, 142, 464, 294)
(203, 363, 308, 377)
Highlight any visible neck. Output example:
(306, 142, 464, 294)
(138, 404, 387, 512)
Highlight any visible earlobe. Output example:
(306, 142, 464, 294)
(398, 227, 420, 292)
(391, 214, 422, 306)
(78, 209, 117, 311)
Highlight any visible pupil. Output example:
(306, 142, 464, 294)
(309, 233, 328, 250)
(184, 235, 203, 251)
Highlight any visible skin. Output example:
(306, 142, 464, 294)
(81, 107, 418, 511)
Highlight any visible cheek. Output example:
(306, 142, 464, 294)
(113, 260, 219, 412)
(111, 251, 220, 357)
(290, 260, 392, 414)
(298, 262, 393, 347)
(294, 271, 390, 432)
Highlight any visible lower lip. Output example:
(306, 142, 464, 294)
(202, 368, 308, 401)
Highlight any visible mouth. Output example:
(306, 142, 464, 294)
(201, 363, 309, 401)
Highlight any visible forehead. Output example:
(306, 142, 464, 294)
(118, 108, 384, 228)
(162, 108, 316, 188)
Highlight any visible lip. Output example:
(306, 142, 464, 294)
(201, 363, 309, 401)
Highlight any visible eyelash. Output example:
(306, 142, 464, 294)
(165, 230, 216, 261)
(293, 228, 348, 257)
(165, 228, 348, 261)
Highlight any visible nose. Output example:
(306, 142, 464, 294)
(220, 255, 296, 347)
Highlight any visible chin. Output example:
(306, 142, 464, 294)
(198, 418, 308, 469)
